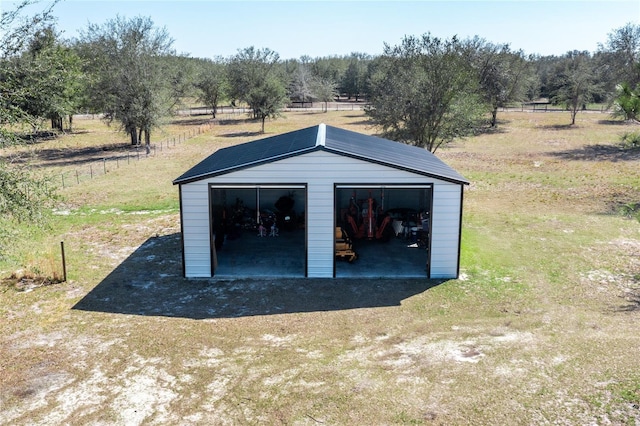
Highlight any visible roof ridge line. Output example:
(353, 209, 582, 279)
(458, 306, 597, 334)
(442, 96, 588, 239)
(315, 123, 326, 147)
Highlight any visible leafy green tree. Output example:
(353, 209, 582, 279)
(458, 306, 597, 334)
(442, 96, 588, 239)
(0, 0, 58, 57)
(227, 46, 288, 132)
(1, 0, 58, 143)
(366, 34, 485, 153)
(465, 38, 532, 127)
(227, 47, 278, 104)
(12, 25, 85, 132)
(0, 0, 59, 252)
(195, 58, 227, 118)
(550, 51, 600, 125)
(76, 16, 174, 148)
(311, 77, 338, 112)
(311, 56, 347, 88)
(600, 23, 640, 89)
(164, 54, 198, 112)
(248, 74, 288, 133)
(529, 54, 561, 100)
(342, 52, 370, 101)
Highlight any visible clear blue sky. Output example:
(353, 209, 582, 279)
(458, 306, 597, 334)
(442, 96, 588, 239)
(5, 0, 640, 59)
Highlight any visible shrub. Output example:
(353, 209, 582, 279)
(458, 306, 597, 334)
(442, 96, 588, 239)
(620, 202, 640, 223)
(620, 132, 640, 149)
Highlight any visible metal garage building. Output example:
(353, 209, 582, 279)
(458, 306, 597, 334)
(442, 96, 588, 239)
(173, 124, 469, 279)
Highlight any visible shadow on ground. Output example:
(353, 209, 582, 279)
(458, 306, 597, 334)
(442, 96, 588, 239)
(548, 144, 640, 162)
(169, 117, 214, 126)
(348, 119, 376, 127)
(73, 233, 444, 319)
(617, 294, 640, 312)
(3, 141, 134, 168)
(220, 131, 263, 138)
(541, 123, 574, 130)
(597, 119, 629, 126)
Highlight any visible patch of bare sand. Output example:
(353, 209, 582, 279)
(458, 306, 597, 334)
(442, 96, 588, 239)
(2, 327, 186, 425)
(1, 372, 74, 425)
(579, 238, 640, 308)
(111, 361, 179, 425)
(339, 329, 536, 379)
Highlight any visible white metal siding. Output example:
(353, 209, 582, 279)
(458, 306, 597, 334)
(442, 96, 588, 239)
(430, 184, 462, 278)
(180, 150, 462, 278)
(180, 181, 211, 277)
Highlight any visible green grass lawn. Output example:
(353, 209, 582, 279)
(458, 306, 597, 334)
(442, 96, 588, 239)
(1, 110, 639, 425)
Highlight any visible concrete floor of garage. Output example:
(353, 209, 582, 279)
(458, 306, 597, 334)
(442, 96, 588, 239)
(213, 228, 429, 279)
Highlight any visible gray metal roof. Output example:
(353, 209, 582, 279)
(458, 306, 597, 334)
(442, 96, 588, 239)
(173, 124, 469, 185)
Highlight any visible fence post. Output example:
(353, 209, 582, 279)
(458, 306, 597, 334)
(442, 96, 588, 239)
(103, 158, 107, 175)
(60, 241, 67, 282)
(61, 173, 65, 188)
(76, 170, 79, 184)
(90, 165, 93, 179)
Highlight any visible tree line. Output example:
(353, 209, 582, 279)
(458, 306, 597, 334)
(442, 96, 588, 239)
(1, 1, 640, 241)
(3, 6, 640, 149)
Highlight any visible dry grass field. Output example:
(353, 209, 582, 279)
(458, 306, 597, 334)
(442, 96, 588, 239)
(1, 109, 639, 425)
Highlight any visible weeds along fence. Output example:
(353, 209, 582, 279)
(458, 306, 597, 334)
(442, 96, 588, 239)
(57, 122, 215, 189)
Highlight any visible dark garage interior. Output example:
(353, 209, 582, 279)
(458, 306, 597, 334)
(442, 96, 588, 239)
(210, 186, 307, 278)
(334, 186, 432, 278)
(210, 185, 432, 278)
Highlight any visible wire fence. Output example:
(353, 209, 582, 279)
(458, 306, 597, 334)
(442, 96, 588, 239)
(505, 104, 612, 113)
(57, 121, 215, 189)
(56, 103, 362, 190)
(55, 102, 610, 190)
(187, 101, 366, 117)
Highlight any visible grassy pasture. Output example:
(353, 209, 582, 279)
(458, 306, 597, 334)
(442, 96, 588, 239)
(1, 110, 639, 425)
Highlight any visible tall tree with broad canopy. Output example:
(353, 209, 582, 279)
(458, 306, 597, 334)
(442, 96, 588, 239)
(0, 0, 58, 252)
(1, 0, 59, 142)
(550, 51, 600, 125)
(249, 74, 287, 133)
(11, 25, 84, 132)
(76, 16, 174, 149)
(464, 38, 532, 127)
(227, 46, 288, 133)
(366, 34, 485, 153)
(600, 23, 640, 90)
